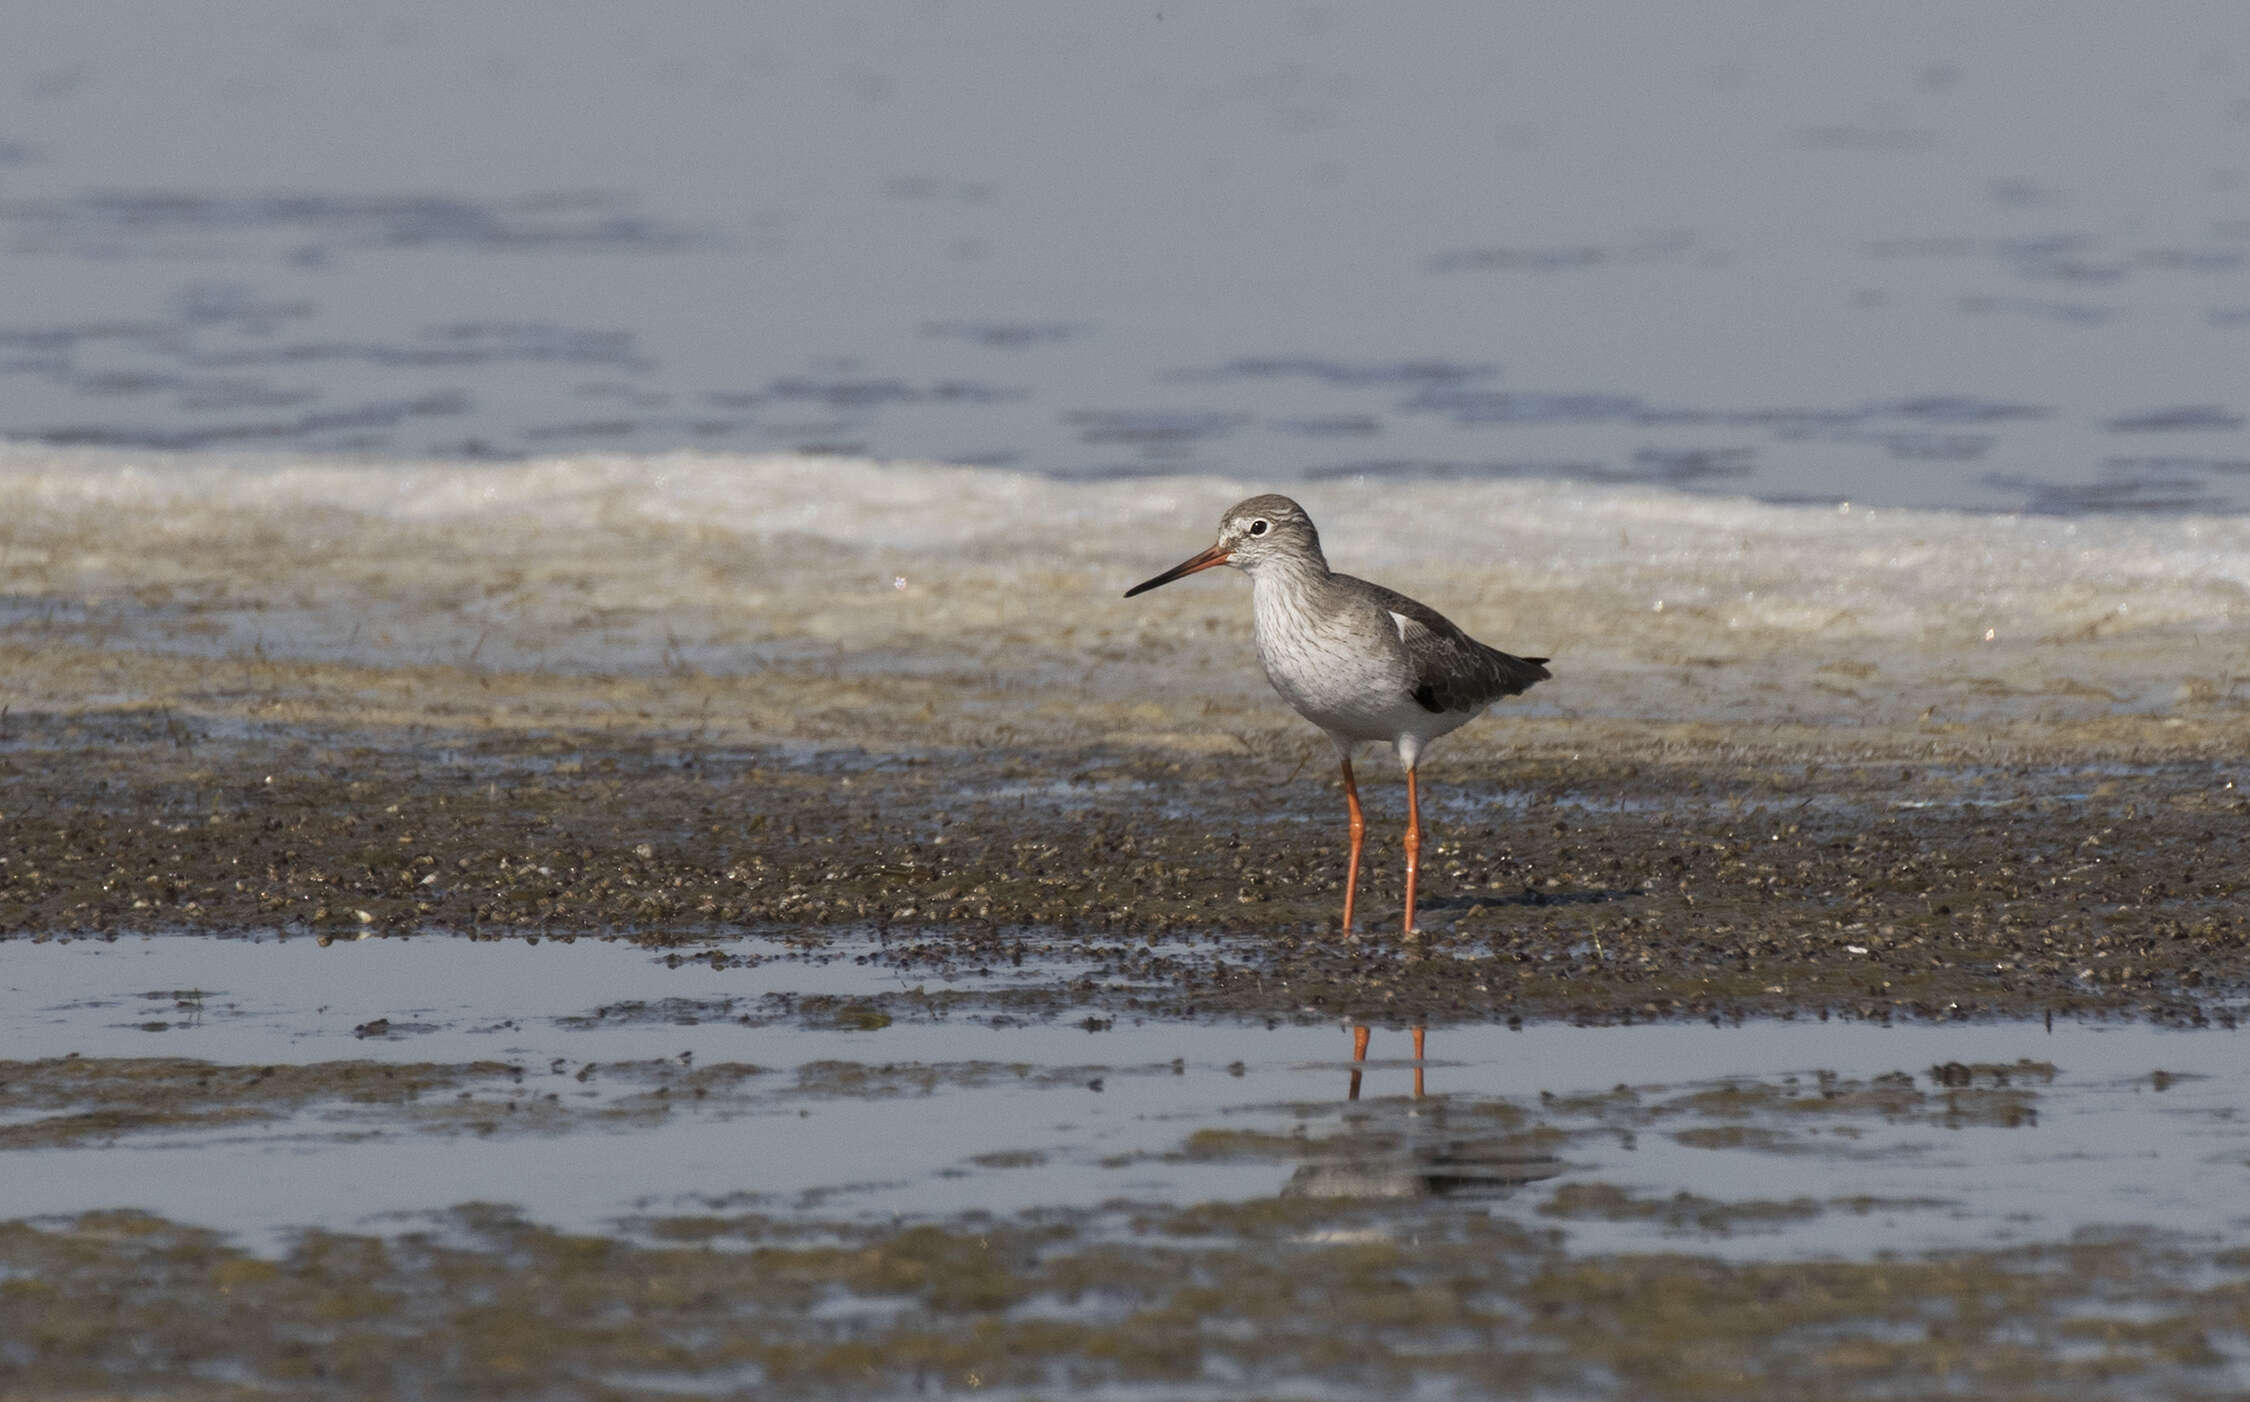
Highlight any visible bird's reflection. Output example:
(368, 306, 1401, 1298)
(1283, 1024, 1560, 1201)
(1346, 1023, 1424, 1101)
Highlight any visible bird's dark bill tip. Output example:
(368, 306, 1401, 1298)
(1123, 544, 1229, 598)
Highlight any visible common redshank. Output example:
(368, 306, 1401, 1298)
(1124, 494, 1549, 935)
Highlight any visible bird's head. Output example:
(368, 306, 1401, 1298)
(1123, 494, 1324, 597)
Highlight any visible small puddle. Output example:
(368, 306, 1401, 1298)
(3, 932, 2245, 1266)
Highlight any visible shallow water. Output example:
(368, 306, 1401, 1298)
(4, 5, 2250, 511)
(7, 931, 2246, 1266)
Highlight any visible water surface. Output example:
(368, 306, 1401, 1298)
(8, 932, 2246, 1265)
(4, 4, 2249, 510)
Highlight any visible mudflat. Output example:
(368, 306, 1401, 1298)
(4, 638, 2245, 1026)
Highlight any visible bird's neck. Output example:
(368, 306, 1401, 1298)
(1247, 549, 1331, 594)
(1248, 552, 1341, 662)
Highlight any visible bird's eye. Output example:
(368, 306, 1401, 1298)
(1248, 519, 1270, 537)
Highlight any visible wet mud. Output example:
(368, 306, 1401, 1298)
(5, 706, 2248, 1027)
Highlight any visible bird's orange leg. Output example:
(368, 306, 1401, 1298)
(1348, 1024, 1370, 1101)
(1339, 757, 1366, 935)
(1402, 766, 1423, 934)
(1411, 1026, 1426, 1099)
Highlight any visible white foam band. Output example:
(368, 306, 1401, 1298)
(2, 445, 2237, 730)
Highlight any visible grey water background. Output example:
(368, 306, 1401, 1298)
(3, 2, 2250, 512)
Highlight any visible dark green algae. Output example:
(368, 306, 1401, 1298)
(0, 1055, 1222, 1151)
(1177, 1057, 2057, 1177)
(5, 716, 2250, 1027)
(0, 1056, 786, 1149)
(5, 1202, 2247, 1400)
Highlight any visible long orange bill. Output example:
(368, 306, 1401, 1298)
(1123, 542, 1230, 597)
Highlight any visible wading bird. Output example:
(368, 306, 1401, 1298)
(1125, 494, 1548, 934)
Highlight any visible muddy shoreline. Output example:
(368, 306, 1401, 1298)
(9, 646, 2250, 1400)
(6, 678, 2246, 1027)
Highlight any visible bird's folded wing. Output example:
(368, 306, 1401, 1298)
(1385, 606, 1551, 713)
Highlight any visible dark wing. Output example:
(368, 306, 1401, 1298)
(1342, 575, 1551, 714)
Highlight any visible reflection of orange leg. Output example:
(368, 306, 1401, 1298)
(1411, 1026, 1426, 1099)
(1339, 758, 1366, 935)
(1348, 1024, 1369, 1101)
(1402, 767, 1423, 934)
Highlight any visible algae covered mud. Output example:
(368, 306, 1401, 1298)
(6, 446, 2250, 1397)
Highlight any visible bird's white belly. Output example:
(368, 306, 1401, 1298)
(1252, 583, 1432, 743)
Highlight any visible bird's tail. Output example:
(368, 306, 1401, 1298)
(1487, 647, 1551, 696)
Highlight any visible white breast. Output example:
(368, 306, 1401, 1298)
(1249, 575, 1425, 743)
